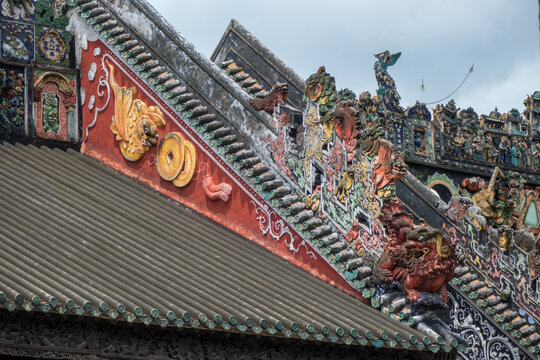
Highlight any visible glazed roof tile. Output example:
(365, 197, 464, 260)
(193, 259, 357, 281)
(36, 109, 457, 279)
(0, 141, 441, 351)
(451, 265, 540, 352)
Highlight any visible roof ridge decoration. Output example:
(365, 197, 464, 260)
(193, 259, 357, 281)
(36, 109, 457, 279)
(397, 171, 540, 358)
(62, 1, 538, 357)
(67, 0, 467, 352)
(434, 168, 540, 353)
(248, 59, 465, 349)
(366, 47, 540, 356)
(372, 52, 540, 358)
(374, 50, 402, 114)
(213, 22, 540, 182)
(211, 22, 540, 360)
(64, 0, 464, 353)
(217, 37, 540, 356)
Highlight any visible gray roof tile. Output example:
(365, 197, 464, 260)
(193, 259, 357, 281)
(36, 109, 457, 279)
(0, 141, 437, 350)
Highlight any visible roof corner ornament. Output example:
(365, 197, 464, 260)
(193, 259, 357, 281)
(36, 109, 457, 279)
(249, 82, 288, 114)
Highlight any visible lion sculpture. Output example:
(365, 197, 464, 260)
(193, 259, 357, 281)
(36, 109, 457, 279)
(375, 200, 456, 304)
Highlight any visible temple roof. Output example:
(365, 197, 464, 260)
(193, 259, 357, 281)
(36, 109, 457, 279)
(0, 141, 438, 351)
(0, 0, 534, 357)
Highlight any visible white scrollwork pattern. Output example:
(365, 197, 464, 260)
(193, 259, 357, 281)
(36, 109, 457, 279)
(251, 200, 316, 259)
(84, 54, 112, 141)
(448, 289, 530, 360)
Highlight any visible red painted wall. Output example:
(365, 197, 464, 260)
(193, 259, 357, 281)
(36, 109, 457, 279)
(80, 40, 365, 303)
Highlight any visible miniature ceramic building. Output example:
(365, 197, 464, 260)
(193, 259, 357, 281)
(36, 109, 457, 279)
(0, 2, 538, 360)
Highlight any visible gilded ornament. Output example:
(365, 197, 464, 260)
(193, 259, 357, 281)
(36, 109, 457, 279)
(172, 137, 197, 188)
(470, 167, 522, 227)
(156, 132, 198, 187)
(334, 166, 354, 203)
(354, 156, 381, 219)
(108, 63, 165, 161)
(156, 132, 185, 181)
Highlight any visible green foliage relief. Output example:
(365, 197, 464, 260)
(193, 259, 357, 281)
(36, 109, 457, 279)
(42, 91, 59, 133)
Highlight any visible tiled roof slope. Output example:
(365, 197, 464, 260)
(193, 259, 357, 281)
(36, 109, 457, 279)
(0, 141, 440, 351)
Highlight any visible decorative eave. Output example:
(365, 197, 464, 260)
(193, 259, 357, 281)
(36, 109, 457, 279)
(0, 141, 445, 353)
(65, 0, 460, 353)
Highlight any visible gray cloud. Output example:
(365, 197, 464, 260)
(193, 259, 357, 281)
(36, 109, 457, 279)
(150, 0, 539, 114)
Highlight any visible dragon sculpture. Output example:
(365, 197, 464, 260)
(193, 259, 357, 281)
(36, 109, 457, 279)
(108, 63, 165, 161)
(249, 82, 288, 114)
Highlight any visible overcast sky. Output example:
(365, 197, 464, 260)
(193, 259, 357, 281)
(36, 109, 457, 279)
(150, 0, 539, 115)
